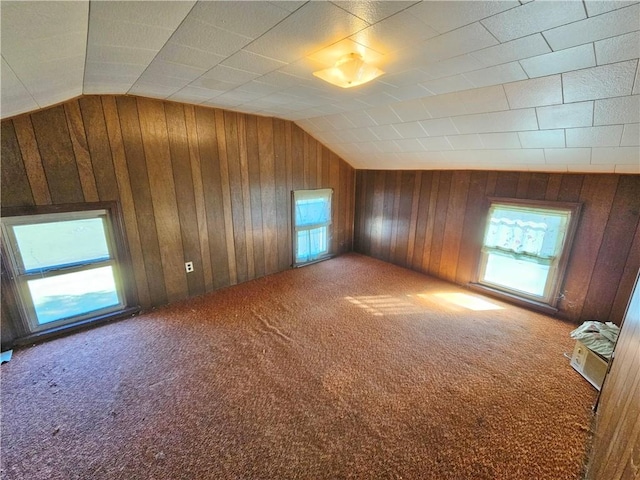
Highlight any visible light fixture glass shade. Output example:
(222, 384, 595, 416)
(313, 53, 384, 88)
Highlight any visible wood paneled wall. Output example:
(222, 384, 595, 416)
(587, 271, 640, 479)
(1, 96, 355, 343)
(354, 170, 640, 324)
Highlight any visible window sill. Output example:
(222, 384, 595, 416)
(467, 283, 559, 316)
(13, 306, 140, 347)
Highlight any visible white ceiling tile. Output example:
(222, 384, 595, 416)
(584, 1, 639, 17)
(85, 61, 147, 79)
(170, 19, 253, 56)
(591, 146, 640, 164)
(504, 75, 563, 109)
(520, 44, 596, 78)
(192, 1, 290, 39)
(418, 136, 453, 151)
(481, 1, 586, 42)
(365, 105, 403, 125)
(392, 122, 428, 139)
(452, 109, 538, 134)
(421, 75, 476, 96)
(621, 123, 640, 146)
(385, 84, 433, 102)
(470, 34, 551, 67)
(89, 19, 175, 51)
(156, 43, 225, 70)
(634, 65, 640, 95)
(408, 23, 499, 64)
(615, 163, 640, 174)
(394, 138, 426, 152)
(563, 60, 638, 103)
(422, 85, 510, 118)
(1, 57, 39, 116)
(518, 129, 565, 148)
(529, 164, 569, 172)
(331, 1, 418, 25)
(419, 55, 485, 80)
(480, 132, 522, 149)
(566, 125, 623, 147)
(222, 50, 286, 75)
(463, 62, 528, 88)
(369, 125, 402, 140)
(140, 60, 207, 82)
(444, 148, 545, 164)
(92, 1, 196, 28)
(88, 44, 158, 66)
(446, 134, 484, 150)
(349, 8, 439, 55)
(594, 95, 640, 125)
(595, 31, 640, 66)
(567, 164, 613, 172)
(342, 110, 377, 128)
(543, 4, 640, 51)
(418, 118, 459, 137)
(409, 1, 519, 34)
(322, 113, 357, 130)
(544, 148, 591, 164)
(201, 65, 259, 84)
(536, 101, 594, 129)
(245, 2, 368, 62)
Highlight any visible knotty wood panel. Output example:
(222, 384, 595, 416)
(354, 170, 640, 324)
(587, 271, 640, 479)
(1, 95, 355, 346)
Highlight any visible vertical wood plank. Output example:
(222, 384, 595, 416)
(428, 171, 452, 276)
(455, 171, 489, 284)
(285, 122, 294, 264)
(421, 172, 440, 273)
(581, 175, 640, 320)
(389, 172, 403, 264)
(195, 107, 230, 289)
(378, 171, 394, 260)
(559, 175, 619, 320)
(558, 174, 584, 202)
(411, 171, 432, 272)
(528, 173, 549, 200)
(184, 105, 214, 292)
(30, 106, 84, 204)
(12, 116, 52, 204)
(439, 171, 471, 282)
(116, 96, 167, 306)
(63, 100, 99, 202)
(493, 171, 520, 198)
(1, 121, 34, 207)
(101, 96, 148, 307)
(78, 97, 120, 201)
(237, 114, 255, 280)
(544, 174, 562, 201)
(515, 172, 531, 198)
(257, 116, 278, 275)
(273, 118, 290, 270)
(214, 109, 238, 285)
(224, 111, 248, 284)
(339, 159, 349, 253)
(136, 98, 188, 303)
(406, 172, 422, 266)
(394, 171, 414, 267)
(165, 102, 205, 296)
(610, 223, 640, 324)
(291, 125, 304, 190)
(329, 152, 340, 256)
(246, 116, 265, 278)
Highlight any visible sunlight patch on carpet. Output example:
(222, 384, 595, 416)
(426, 292, 504, 311)
(344, 295, 424, 316)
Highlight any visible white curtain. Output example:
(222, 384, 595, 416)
(485, 217, 547, 257)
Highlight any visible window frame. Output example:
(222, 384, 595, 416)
(1, 202, 138, 340)
(472, 197, 582, 313)
(291, 188, 333, 267)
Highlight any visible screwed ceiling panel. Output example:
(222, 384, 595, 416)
(1, 0, 639, 173)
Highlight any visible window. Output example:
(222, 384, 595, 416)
(475, 198, 581, 309)
(293, 189, 332, 266)
(1, 203, 135, 336)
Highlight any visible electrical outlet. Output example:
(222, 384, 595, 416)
(185, 261, 194, 273)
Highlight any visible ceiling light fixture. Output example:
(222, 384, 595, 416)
(313, 53, 384, 88)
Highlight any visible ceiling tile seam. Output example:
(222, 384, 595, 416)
(579, 1, 590, 22)
(123, 1, 199, 96)
(633, 59, 640, 94)
(1, 54, 41, 109)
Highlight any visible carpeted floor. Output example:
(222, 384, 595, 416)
(1, 253, 596, 480)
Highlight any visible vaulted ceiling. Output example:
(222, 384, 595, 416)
(1, 1, 639, 172)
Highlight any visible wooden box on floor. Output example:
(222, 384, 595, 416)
(569, 341, 608, 390)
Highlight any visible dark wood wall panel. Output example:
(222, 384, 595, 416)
(1, 95, 355, 344)
(354, 170, 640, 324)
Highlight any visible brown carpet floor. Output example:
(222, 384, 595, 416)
(1, 253, 596, 480)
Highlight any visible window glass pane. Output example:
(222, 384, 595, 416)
(27, 266, 121, 325)
(484, 207, 568, 259)
(295, 198, 331, 227)
(13, 218, 110, 272)
(296, 226, 327, 262)
(483, 253, 549, 297)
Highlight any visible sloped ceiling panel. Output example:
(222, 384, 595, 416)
(1, 0, 638, 173)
